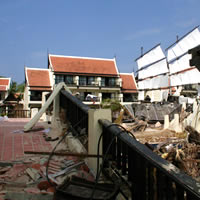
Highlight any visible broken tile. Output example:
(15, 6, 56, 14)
(26, 168, 40, 181)
(24, 187, 41, 194)
(0, 164, 28, 181)
(37, 180, 52, 191)
(15, 174, 30, 183)
(5, 192, 53, 200)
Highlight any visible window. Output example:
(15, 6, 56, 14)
(109, 78, 115, 86)
(65, 76, 73, 84)
(101, 77, 116, 87)
(55, 75, 64, 84)
(88, 77, 95, 85)
(79, 76, 87, 85)
(184, 85, 193, 90)
(30, 91, 42, 101)
(101, 77, 105, 86)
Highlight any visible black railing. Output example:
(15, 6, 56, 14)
(0, 109, 31, 118)
(80, 97, 100, 102)
(60, 90, 90, 135)
(101, 84, 120, 88)
(99, 119, 200, 200)
(102, 97, 121, 102)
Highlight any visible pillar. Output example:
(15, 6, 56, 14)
(164, 115, 169, 129)
(88, 109, 111, 175)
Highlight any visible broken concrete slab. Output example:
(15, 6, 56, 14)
(26, 168, 41, 181)
(133, 103, 182, 123)
(5, 192, 53, 200)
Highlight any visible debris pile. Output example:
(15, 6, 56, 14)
(0, 155, 94, 200)
(120, 103, 200, 181)
(154, 140, 200, 181)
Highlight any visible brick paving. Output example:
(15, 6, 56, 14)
(0, 118, 52, 161)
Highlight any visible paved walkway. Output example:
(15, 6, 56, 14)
(0, 118, 52, 161)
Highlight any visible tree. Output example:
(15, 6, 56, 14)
(17, 82, 25, 93)
(9, 81, 17, 95)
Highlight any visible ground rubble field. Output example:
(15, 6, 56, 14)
(0, 119, 94, 200)
(0, 154, 94, 200)
(122, 119, 200, 182)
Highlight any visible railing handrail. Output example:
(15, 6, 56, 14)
(99, 119, 200, 198)
(61, 90, 90, 114)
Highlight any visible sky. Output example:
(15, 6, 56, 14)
(0, 0, 200, 84)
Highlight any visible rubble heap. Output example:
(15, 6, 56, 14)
(0, 154, 94, 200)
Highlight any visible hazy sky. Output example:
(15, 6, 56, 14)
(0, 0, 200, 83)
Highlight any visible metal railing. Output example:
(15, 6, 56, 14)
(99, 119, 200, 200)
(80, 97, 100, 102)
(56, 90, 200, 199)
(60, 90, 90, 135)
(0, 109, 31, 118)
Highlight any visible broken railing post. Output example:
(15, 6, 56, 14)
(164, 115, 169, 129)
(52, 90, 60, 128)
(24, 82, 71, 132)
(41, 92, 49, 121)
(88, 109, 111, 175)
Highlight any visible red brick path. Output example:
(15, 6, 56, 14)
(0, 119, 52, 161)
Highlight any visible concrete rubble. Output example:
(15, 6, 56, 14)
(0, 120, 95, 200)
(119, 101, 200, 181)
(0, 153, 94, 200)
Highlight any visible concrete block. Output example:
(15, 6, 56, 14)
(88, 109, 111, 175)
(164, 115, 169, 129)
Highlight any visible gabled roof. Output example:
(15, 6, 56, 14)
(0, 85, 7, 92)
(25, 68, 52, 91)
(0, 78, 11, 91)
(48, 54, 119, 76)
(120, 73, 137, 93)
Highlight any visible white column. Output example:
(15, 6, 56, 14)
(97, 77, 101, 86)
(119, 93, 123, 102)
(41, 92, 49, 121)
(164, 115, 169, 129)
(74, 76, 79, 86)
(98, 93, 102, 102)
(88, 109, 111, 175)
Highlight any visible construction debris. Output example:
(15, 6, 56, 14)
(121, 101, 200, 182)
(0, 155, 94, 199)
(154, 141, 200, 181)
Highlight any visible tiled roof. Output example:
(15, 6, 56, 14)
(120, 73, 137, 93)
(29, 87, 52, 91)
(26, 68, 52, 88)
(0, 78, 10, 92)
(0, 86, 7, 91)
(0, 78, 10, 87)
(49, 54, 119, 76)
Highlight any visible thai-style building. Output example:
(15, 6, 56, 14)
(120, 73, 138, 102)
(23, 55, 138, 115)
(48, 54, 123, 103)
(0, 77, 11, 104)
(24, 67, 53, 111)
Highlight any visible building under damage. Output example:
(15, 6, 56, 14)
(137, 26, 200, 103)
(1, 27, 200, 199)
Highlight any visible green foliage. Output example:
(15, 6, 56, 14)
(9, 81, 25, 94)
(100, 98, 122, 112)
(17, 82, 25, 92)
(9, 81, 17, 94)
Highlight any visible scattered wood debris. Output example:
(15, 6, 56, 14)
(121, 102, 200, 181)
(154, 141, 200, 181)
